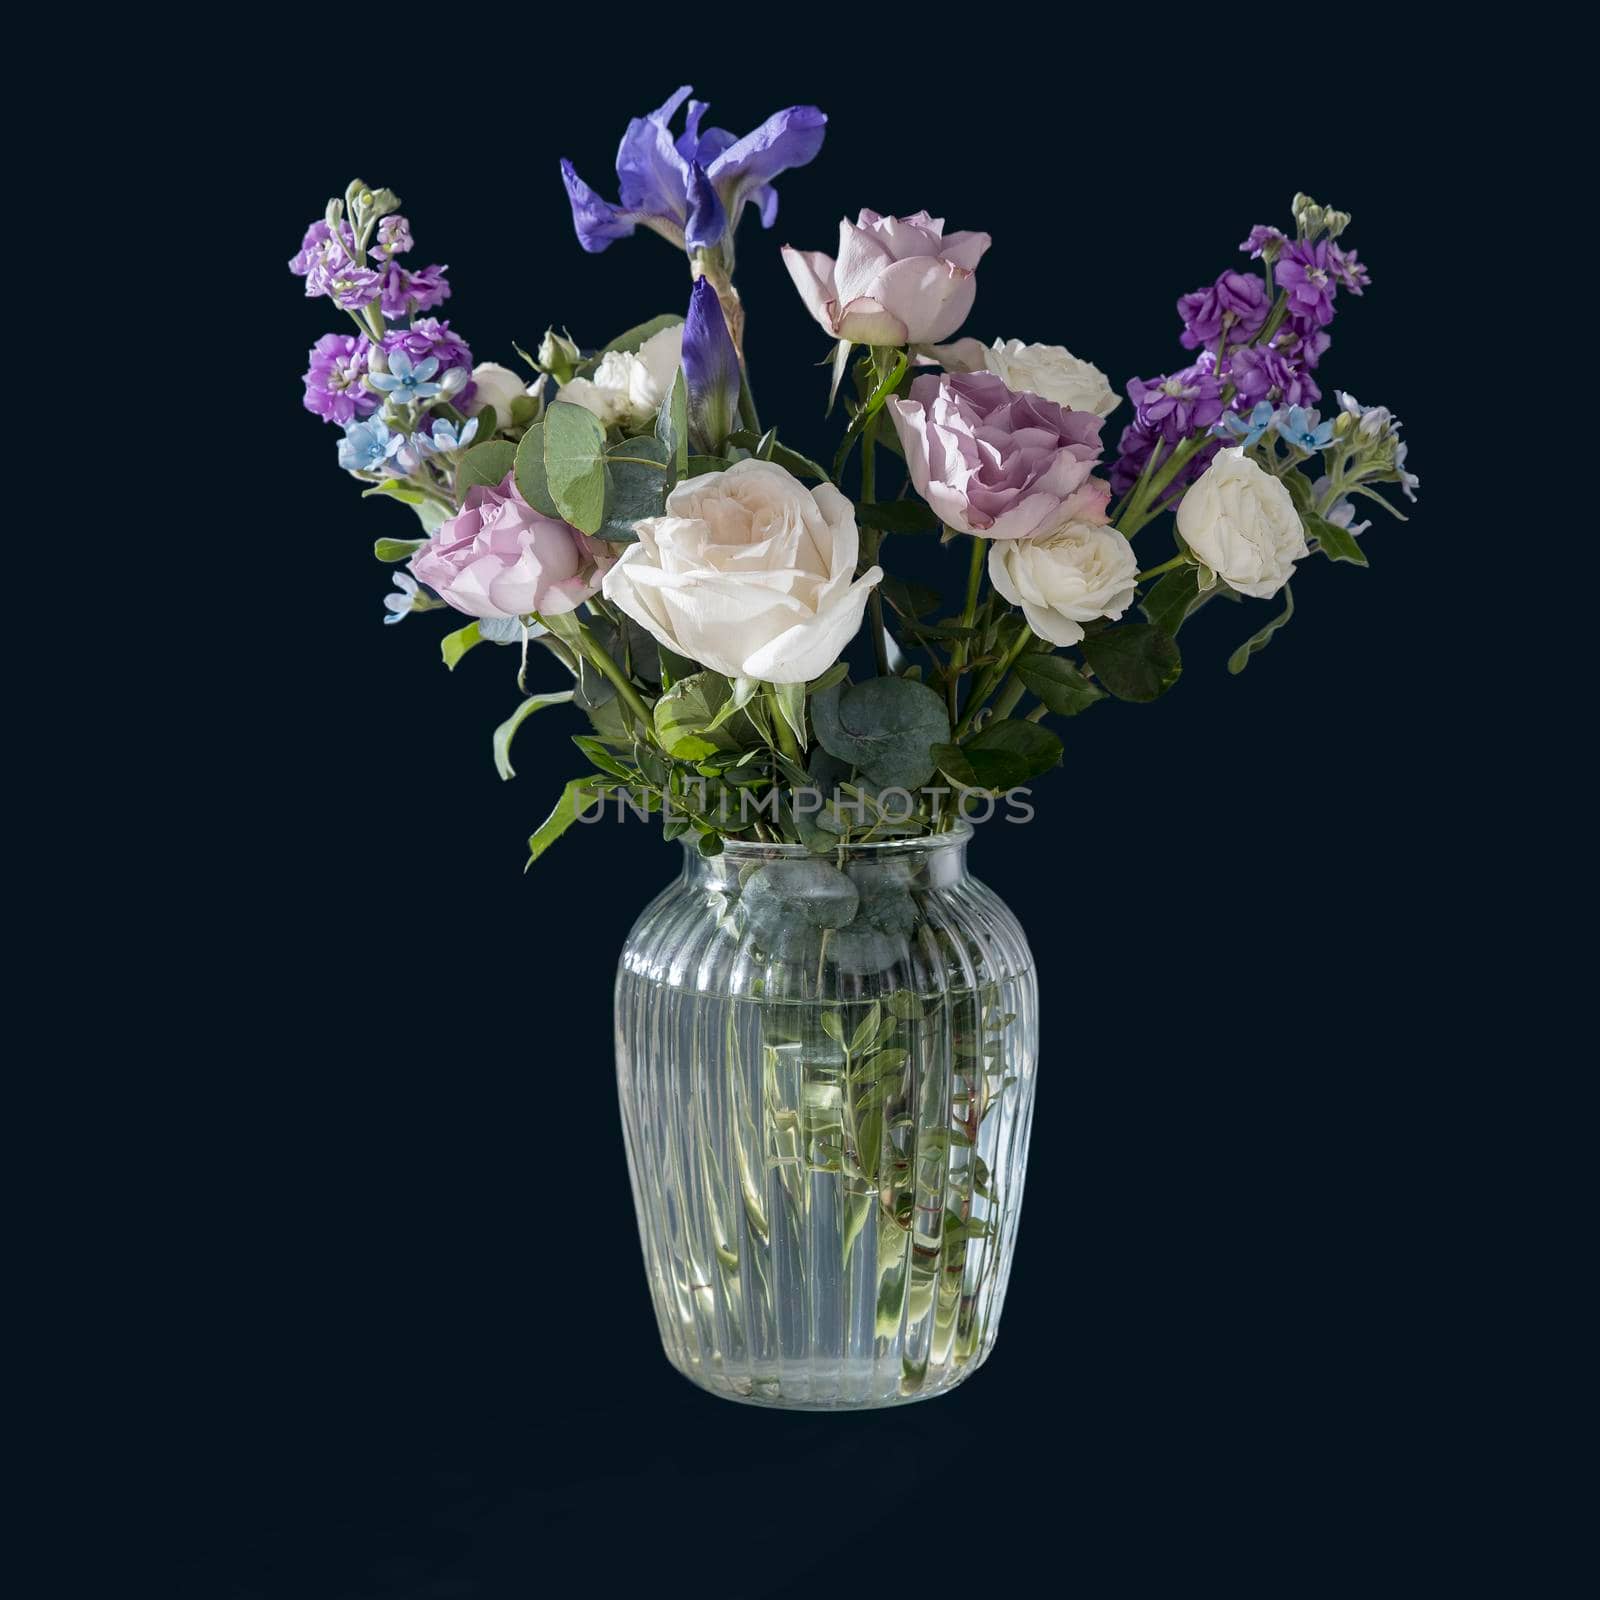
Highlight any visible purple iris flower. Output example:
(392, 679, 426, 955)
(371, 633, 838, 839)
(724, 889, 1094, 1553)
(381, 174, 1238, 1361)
(561, 86, 826, 257)
(682, 277, 741, 453)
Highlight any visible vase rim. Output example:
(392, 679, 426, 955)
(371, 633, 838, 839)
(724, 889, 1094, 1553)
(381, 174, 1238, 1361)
(686, 820, 974, 861)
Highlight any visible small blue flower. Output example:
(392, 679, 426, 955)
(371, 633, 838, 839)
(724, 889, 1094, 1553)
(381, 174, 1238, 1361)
(1219, 401, 1277, 449)
(1277, 405, 1335, 453)
(383, 572, 422, 625)
(338, 417, 402, 473)
(368, 349, 444, 404)
(426, 416, 479, 454)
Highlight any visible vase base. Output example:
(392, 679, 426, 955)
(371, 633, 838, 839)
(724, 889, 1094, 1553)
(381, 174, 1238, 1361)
(664, 1347, 994, 1410)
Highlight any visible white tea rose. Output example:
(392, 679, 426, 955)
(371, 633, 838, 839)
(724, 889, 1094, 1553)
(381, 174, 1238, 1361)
(1176, 447, 1308, 599)
(988, 519, 1139, 646)
(556, 324, 683, 432)
(466, 362, 534, 424)
(602, 459, 882, 684)
(929, 337, 1120, 417)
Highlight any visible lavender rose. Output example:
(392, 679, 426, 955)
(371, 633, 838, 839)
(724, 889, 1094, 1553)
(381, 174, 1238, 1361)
(888, 372, 1106, 540)
(410, 473, 613, 620)
(782, 210, 991, 346)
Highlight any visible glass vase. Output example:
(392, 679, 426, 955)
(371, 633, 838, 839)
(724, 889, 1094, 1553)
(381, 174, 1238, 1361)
(614, 823, 1038, 1409)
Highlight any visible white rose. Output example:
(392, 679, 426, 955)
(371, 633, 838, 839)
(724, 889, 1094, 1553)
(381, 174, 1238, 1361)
(602, 459, 882, 684)
(466, 362, 533, 425)
(556, 325, 683, 432)
(1176, 447, 1308, 599)
(988, 519, 1139, 646)
(928, 338, 1120, 417)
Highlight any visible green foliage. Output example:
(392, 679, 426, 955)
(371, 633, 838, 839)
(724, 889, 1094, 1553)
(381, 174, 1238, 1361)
(1304, 513, 1370, 567)
(1079, 624, 1182, 703)
(542, 401, 609, 533)
(513, 419, 558, 516)
(855, 501, 941, 535)
(1227, 585, 1295, 674)
(492, 691, 575, 780)
(454, 440, 517, 500)
(373, 536, 427, 563)
(811, 677, 951, 790)
(656, 367, 688, 476)
(1141, 564, 1203, 635)
(725, 430, 829, 481)
(1013, 654, 1104, 715)
(600, 436, 672, 542)
(653, 672, 740, 760)
(440, 622, 481, 671)
(525, 777, 599, 868)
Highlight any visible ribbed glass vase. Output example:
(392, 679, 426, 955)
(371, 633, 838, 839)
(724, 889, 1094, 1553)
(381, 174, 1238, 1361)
(614, 824, 1038, 1409)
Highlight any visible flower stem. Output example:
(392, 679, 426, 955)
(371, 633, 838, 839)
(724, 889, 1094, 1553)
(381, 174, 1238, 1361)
(860, 404, 891, 677)
(955, 628, 1033, 739)
(946, 537, 987, 722)
(565, 619, 654, 732)
(1137, 552, 1190, 583)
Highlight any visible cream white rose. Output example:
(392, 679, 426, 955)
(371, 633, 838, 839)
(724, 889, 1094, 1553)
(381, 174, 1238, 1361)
(929, 338, 1120, 417)
(466, 362, 534, 425)
(988, 519, 1139, 646)
(1176, 447, 1308, 599)
(556, 324, 683, 432)
(602, 460, 882, 684)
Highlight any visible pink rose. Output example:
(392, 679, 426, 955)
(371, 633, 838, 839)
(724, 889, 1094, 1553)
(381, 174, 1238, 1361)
(888, 372, 1109, 540)
(410, 473, 612, 619)
(781, 209, 991, 346)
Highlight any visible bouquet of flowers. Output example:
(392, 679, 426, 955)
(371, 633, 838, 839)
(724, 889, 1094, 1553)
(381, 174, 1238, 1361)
(290, 88, 1417, 865)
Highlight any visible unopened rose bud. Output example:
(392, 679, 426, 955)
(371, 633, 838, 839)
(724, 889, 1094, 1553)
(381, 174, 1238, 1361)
(537, 329, 582, 384)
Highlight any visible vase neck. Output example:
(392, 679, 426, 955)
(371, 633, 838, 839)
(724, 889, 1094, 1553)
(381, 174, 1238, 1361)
(681, 826, 972, 893)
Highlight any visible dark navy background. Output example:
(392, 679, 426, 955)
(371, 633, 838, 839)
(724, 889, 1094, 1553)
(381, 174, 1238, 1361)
(185, 38, 1485, 1598)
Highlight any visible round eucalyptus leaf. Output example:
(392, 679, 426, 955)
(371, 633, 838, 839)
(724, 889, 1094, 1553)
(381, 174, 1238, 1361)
(810, 676, 950, 790)
(741, 859, 861, 945)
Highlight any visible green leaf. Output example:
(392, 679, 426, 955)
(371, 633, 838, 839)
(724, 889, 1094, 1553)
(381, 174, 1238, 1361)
(653, 672, 739, 760)
(1227, 585, 1295, 675)
(811, 677, 950, 790)
(454, 440, 517, 501)
(850, 1001, 883, 1055)
(542, 401, 608, 534)
(686, 455, 733, 477)
(773, 682, 807, 749)
(966, 718, 1063, 780)
(572, 735, 635, 780)
(362, 479, 426, 507)
(440, 622, 482, 671)
(808, 662, 850, 696)
(492, 691, 575, 780)
(831, 351, 909, 480)
(655, 367, 688, 476)
(1281, 470, 1316, 513)
(526, 778, 599, 869)
(741, 860, 860, 944)
(880, 577, 941, 620)
(600, 436, 672, 542)
(855, 500, 941, 535)
(1141, 564, 1203, 635)
(931, 742, 1027, 793)
(373, 536, 427, 563)
(513, 420, 559, 517)
(1079, 624, 1182, 703)
(725, 431, 829, 481)
(470, 404, 498, 440)
(1013, 654, 1105, 716)
(1305, 513, 1370, 567)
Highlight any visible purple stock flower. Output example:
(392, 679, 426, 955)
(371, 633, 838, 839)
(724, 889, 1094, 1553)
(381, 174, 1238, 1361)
(1276, 239, 1338, 328)
(1239, 224, 1286, 260)
(561, 85, 826, 256)
(1127, 366, 1226, 443)
(1223, 343, 1322, 409)
(328, 261, 382, 311)
(303, 332, 378, 425)
(376, 215, 413, 257)
(383, 317, 471, 376)
(289, 219, 360, 300)
(682, 277, 740, 453)
(376, 260, 451, 318)
(1329, 243, 1370, 294)
(1178, 270, 1270, 351)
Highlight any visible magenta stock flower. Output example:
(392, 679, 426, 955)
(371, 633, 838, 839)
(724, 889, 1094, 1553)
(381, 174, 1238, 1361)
(889, 372, 1106, 540)
(302, 332, 378, 425)
(410, 473, 614, 620)
(784, 211, 991, 346)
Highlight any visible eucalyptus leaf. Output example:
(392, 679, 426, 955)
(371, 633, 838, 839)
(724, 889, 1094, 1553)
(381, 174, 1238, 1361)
(1013, 654, 1105, 715)
(601, 436, 672, 541)
(492, 691, 575, 780)
(454, 440, 517, 501)
(1079, 624, 1182, 703)
(1141, 564, 1203, 635)
(373, 536, 427, 563)
(1227, 585, 1295, 674)
(543, 401, 608, 533)
(440, 622, 481, 671)
(513, 420, 559, 516)
(810, 677, 950, 790)
(741, 860, 860, 946)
